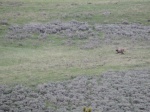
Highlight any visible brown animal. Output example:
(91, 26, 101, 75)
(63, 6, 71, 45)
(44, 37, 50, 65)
(116, 48, 125, 54)
(83, 107, 92, 112)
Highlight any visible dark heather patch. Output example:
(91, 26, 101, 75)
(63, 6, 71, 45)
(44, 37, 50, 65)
(6, 20, 94, 40)
(0, 20, 9, 26)
(6, 21, 150, 41)
(94, 23, 150, 40)
(0, 69, 150, 112)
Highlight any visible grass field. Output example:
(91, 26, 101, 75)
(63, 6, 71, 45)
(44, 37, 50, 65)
(0, 0, 150, 86)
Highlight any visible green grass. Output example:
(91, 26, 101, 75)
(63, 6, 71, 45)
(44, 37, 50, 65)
(0, 0, 150, 86)
(0, 0, 150, 24)
(0, 38, 150, 86)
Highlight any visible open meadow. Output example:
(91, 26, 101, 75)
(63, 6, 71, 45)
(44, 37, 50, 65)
(0, 0, 150, 112)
